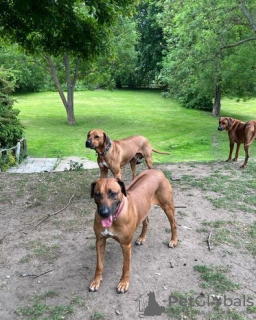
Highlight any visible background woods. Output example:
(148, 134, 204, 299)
(0, 0, 256, 124)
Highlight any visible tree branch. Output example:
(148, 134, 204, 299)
(29, 55, 50, 72)
(240, 0, 256, 33)
(221, 37, 256, 49)
(44, 54, 68, 110)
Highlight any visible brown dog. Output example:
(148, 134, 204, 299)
(218, 117, 256, 168)
(85, 129, 169, 179)
(89, 169, 178, 293)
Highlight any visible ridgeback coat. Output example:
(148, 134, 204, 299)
(89, 169, 178, 293)
(218, 117, 256, 168)
(85, 129, 169, 179)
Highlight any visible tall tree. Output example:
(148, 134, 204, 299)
(129, 0, 165, 88)
(0, 44, 53, 92)
(0, 0, 138, 124)
(85, 16, 139, 89)
(157, 0, 256, 116)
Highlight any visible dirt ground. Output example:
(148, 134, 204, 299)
(0, 161, 255, 320)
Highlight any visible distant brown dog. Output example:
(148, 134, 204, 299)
(89, 169, 178, 294)
(85, 129, 169, 179)
(218, 117, 256, 168)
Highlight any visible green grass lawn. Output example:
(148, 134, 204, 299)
(14, 90, 256, 163)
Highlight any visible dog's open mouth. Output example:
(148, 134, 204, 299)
(99, 199, 124, 228)
(101, 215, 113, 228)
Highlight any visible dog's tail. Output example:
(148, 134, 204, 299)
(152, 148, 170, 155)
(245, 133, 256, 146)
(245, 125, 256, 146)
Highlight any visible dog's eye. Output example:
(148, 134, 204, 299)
(95, 135, 100, 139)
(109, 191, 118, 198)
(94, 192, 102, 199)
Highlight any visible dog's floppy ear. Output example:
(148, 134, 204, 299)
(103, 132, 110, 145)
(90, 180, 99, 198)
(116, 179, 127, 196)
(228, 117, 233, 127)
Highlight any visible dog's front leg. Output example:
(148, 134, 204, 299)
(227, 142, 234, 161)
(99, 165, 108, 178)
(89, 237, 106, 292)
(117, 242, 132, 294)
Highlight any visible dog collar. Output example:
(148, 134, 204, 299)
(113, 197, 126, 221)
(99, 139, 112, 157)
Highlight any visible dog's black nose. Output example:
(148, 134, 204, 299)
(218, 126, 224, 131)
(99, 205, 111, 217)
(86, 140, 92, 148)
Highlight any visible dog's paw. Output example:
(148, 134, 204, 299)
(89, 278, 102, 292)
(135, 237, 146, 245)
(116, 281, 129, 294)
(168, 239, 178, 248)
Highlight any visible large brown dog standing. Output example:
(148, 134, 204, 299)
(89, 169, 178, 293)
(218, 117, 256, 168)
(85, 129, 169, 179)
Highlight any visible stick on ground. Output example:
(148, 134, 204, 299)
(207, 230, 213, 251)
(31, 195, 74, 231)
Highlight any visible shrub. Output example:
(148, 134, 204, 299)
(178, 90, 213, 111)
(0, 68, 24, 148)
(0, 151, 17, 172)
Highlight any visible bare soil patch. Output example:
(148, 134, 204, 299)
(0, 161, 255, 320)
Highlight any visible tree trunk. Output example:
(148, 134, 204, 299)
(63, 53, 76, 125)
(212, 84, 221, 117)
(44, 54, 80, 125)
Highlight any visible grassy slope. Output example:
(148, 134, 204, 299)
(14, 90, 256, 162)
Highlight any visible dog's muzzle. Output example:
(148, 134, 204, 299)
(98, 204, 111, 218)
(98, 201, 120, 218)
(86, 140, 94, 149)
(218, 125, 224, 131)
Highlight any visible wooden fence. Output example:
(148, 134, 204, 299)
(0, 138, 27, 162)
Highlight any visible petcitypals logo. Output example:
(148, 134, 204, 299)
(135, 291, 255, 317)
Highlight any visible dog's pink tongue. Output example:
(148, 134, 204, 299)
(101, 215, 113, 228)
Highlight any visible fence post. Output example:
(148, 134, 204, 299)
(15, 141, 21, 161)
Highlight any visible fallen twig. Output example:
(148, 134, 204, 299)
(178, 224, 192, 230)
(170, 176, 181, 181)
(207, 231, 213, 251)
(20, 273, 38, 278)
(32, 269, 55, 279)
(244, 191, 255, 195)
(31, 195, 74, 231)
(247, 287, 256, 294)
(20, 268, 55, 279)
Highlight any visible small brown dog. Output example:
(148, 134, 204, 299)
(85, 129, 169, 179)
(218, 117, 256, 168)
(89, 169, 178, 293)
